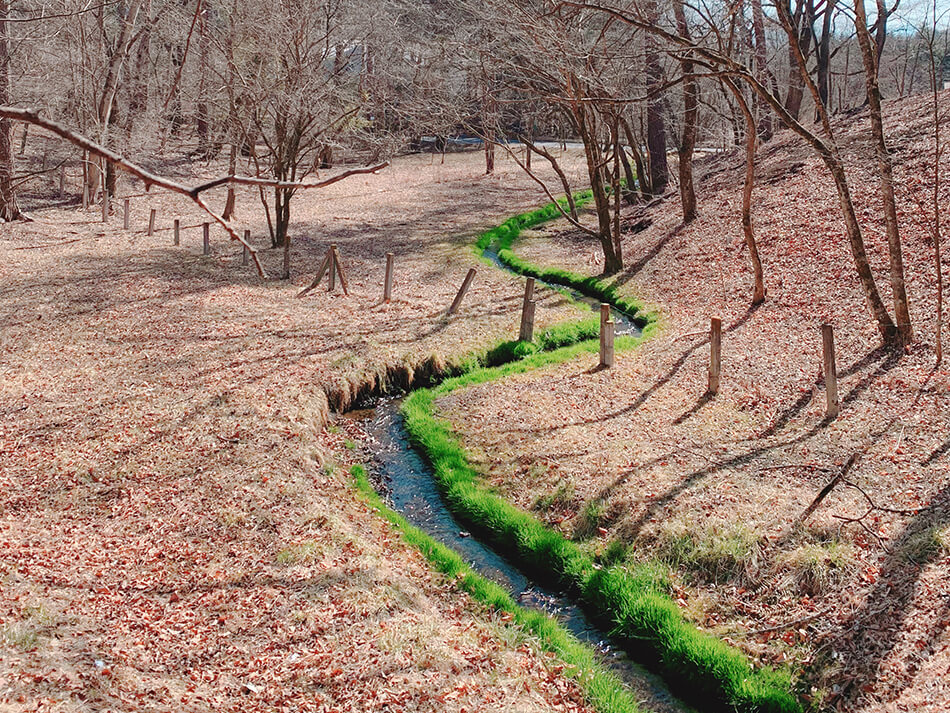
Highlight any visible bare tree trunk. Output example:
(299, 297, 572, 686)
(855, 0, 913, 344)
(644, 0, 668, 195)
(223, 144, 237, 219)
(622, 118, 649, 200)
(0, 0, 21, 221)
(751, 0, 773, 140)
(673, 0, 697, 222)
(725, 78, 766, 304)
(196, 0, 211, 158)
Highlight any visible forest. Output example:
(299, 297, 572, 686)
(1, 1, 949, 712)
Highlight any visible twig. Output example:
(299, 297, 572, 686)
(793, 453, 858, 527)
(740, 607, 833, 637)
(13, 238, 81, 250)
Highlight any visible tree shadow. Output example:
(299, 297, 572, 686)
(830, 481, 950, 709)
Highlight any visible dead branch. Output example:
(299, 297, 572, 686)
(0, 107, 388, 278)
(739, 606, 833, 637)
(794, 453, 858, 527)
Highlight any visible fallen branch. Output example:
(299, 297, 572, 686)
(793, 453, 858, 527)
(740, 606, 833, 637)
(0, 106, 389, 278)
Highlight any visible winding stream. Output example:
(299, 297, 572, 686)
(347, 251, 694, 713)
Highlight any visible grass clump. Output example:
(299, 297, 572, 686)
(900, 524, 950, 564)
(534, 479, 576, 512)
(401, 355, 801, 713)
(779, 540, 854, 596)
(657, 522, 763, 584)
(349, 464, 641, 713)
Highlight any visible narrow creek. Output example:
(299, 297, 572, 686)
(346, 250, 694, 713)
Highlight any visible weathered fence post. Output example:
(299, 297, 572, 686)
(331, 245, 348, 295)
(383, 252, 394, 303)
(328, 243, 337, 291)
(708, 316, 722, 395)
(147, 208, 156, 236)
(173, 219, 180, 246)
(821, 324, 839, 418)
(599, 304, 614, 368)
(202, 223, 210, 255)
(123, 199, 130, 230)
(519, 278, 536, 342)
(242, 229, 250, 266)
(101, 188, 109, 223)
(448, 268, 477, 315)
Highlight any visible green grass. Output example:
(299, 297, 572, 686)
(474, 190, 657, 328)
(350, 464, 641, 713)
(400, 342, 800, 713)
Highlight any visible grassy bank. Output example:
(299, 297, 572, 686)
(401, 349, 800, 713)
(474, 192, 655, 328)
(350, 464, 641, 713)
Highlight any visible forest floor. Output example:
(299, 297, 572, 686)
(436, 92, 950, 712)
(0, 147, 604, 711)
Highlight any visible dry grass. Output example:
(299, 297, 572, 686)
(0, 148, 598, 711)
(437, 92, 950, 712)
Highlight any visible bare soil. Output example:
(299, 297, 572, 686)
(437, 93, 950, 712)
(0, 148, 597, 711)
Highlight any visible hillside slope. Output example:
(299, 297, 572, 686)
(438, 91, 950, 712)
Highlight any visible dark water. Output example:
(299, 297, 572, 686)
(351, 399, 693, 713)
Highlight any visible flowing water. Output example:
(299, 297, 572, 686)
(347, 252, 694, 712)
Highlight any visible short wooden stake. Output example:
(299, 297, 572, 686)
(448, 267, 477, 314)
(173, 219, 180, 246)
(202, 223, 210, 255)
(297, 250, 332, 298)
(519, 278, 536, 342)
(332, 246, 349, 295)
(59, 166, 65, 198)
(147, 208, 156, 236)
(599, 304, 614, 368)
(123, 199, 130, 230)
(242, 229, 250, 266)
(82, 181, 88, 209)
(708, 316, 722, 395)
(821, 324, 839, 418)
(328, 243, 337, 291)
(383, 252, 394, 303)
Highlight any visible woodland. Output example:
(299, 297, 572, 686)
(1, 1, 949, 713)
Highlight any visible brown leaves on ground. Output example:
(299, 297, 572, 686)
(0, 150, 595, 712)
(438, 93, 950, 713)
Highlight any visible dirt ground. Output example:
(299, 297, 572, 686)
(0, 147, 601, 711)
(436, 93, 950, 712)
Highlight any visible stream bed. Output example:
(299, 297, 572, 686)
(345, 265, 695, 712)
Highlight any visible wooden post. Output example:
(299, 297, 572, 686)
(242, 229, 250, 266)
(332, 246, 349, 295)
(519, 278, 536, 342)
(59, 166, 65, 198)
(202, 223, 210, 255)
(383, 252, 394, 303)
(101, 187, 109, 223)
(822, 324, 839, 418)
(123, 199, 130, 230)
(328, 243, 337, 291)
(296, 250, 332, 298)
(173, 219, 180, 246)
(599, 304, 614, 368)
(448, 267, 477, 314)
(147, 208, 156, 236)
(708, 316, 722, 395)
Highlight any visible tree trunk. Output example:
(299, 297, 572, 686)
(645, 35, 669, 195)
(854, 0, 913, 344)
(196, 0, 211, 158)
(0, 0, 21, 221)
(673, 0, 698, 222)
(223, 144, 237, 219)
(751, 0, 773, 140)
(725, 79, 766, 304)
